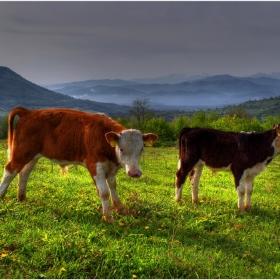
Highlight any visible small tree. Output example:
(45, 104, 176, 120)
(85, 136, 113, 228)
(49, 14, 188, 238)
(227, 105, 249, 119)
(129, 98, 153, 129)
(191, 110, 209, 127)
(172, 115, 191, 137)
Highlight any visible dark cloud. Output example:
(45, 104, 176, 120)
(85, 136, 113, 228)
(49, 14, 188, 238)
(1, 1, 280, 84)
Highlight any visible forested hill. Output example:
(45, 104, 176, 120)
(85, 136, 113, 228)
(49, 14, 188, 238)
(0, 67, 130, 117)
(215, 96, 280, 120)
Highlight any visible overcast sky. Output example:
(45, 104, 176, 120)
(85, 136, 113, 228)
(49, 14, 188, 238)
(1, 1, 280, 85)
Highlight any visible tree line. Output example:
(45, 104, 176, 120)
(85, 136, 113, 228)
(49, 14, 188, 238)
(116, 99, 280, 147)
(1, 100, 280, 147)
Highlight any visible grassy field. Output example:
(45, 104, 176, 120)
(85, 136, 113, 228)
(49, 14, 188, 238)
(1, 139, 280, 278)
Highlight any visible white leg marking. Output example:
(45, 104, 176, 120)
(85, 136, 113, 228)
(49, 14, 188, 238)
(0, 169, 18, 198)
(94, 163, 111, 216)
(18, 159, 39, 201)
(107, 176, 123, 211)
(175, 184, 183, 202)
(245, 179, 254, 210)
(177, 159, 181, 169)
(191, 166, 203, 204)
(237, 181, 246, 212)
(175, 159, 183, 202)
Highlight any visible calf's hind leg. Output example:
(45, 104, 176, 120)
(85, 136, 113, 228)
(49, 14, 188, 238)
(175, 156, 200, 202)
(175, 159, 189, 202)
(190, 165, 203, 204)
(0, 168, 18, 199)
(18, 158, 39, 201)
(0, 155, 39, 200)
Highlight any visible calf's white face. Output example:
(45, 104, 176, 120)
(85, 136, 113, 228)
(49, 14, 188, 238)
(105, 129, 158, 178)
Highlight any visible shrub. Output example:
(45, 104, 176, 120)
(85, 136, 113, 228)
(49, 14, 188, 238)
(143, 117, 175, 147)
(0, 115, 8, 140)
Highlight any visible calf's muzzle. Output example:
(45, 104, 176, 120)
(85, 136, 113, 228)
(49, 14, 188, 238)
(128, 169, 142, 178)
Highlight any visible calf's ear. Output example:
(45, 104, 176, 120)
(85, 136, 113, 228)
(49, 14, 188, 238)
(142, 133, 158, 146)
(273, 124, 280, 136)
(105, 132, 120, 147)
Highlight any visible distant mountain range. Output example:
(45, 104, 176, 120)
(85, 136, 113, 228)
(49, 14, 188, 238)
(44, 73, 280, 110)
(1, 66, 280, 120)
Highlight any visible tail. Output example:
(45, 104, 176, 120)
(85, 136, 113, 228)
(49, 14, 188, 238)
(8, 107, 30, 159)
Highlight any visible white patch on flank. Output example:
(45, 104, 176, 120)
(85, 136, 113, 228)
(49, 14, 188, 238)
(237, 159, 270, 211)
(243, 160, 268, 179)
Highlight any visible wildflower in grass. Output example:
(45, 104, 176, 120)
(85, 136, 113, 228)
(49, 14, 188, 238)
(119, 222, 124, 226)
(1, 253, 8, 258)
(60, 268, 66, 273)
(158, 224, 164, 230)
(145, 226, 149, 229)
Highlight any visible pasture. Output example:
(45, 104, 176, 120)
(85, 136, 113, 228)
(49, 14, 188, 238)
(1, 139, 280, 278)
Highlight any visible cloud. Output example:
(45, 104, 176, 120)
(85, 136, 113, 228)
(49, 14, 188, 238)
(1, 2, 280, 84)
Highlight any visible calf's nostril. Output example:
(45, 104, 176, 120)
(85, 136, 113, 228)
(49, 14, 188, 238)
(128, 170, 142, 178)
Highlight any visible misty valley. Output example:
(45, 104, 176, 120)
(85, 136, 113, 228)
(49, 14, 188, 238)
(44, 73, 280, 109)
(1, 66, 280, 121)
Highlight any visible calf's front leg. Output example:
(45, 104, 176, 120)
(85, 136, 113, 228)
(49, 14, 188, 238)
(233, 169, 246, 212)
(18, 158, 39, 201)
(87, 162, 111, 217)
(245, 179, 254, 210)
(106, 176, 125, 213)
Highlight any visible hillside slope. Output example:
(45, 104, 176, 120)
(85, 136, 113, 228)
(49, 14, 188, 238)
(218, 96, 280, 120)
(0, 67, 130, 117)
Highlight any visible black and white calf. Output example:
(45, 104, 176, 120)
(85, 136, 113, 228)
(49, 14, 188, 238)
(175, 125, 280, 211)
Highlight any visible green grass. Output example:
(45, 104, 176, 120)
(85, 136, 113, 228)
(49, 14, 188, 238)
(1, 139, 280, 278)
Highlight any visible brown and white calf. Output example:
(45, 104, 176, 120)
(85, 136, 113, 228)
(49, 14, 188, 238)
(175, 125, 280, 211)
(0, 107, 158, 217)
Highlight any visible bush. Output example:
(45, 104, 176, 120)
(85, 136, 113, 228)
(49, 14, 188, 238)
(0, 115, 8, 140)
(143, 117, 176, 147)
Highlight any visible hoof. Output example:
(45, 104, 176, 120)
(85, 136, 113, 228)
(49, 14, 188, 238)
(17, 195, 26, 201)
(238, 206, 246, 213)
(102, 215, 114, 223)
(245, 204, 252, 211)
(116, 207, 128, 215)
